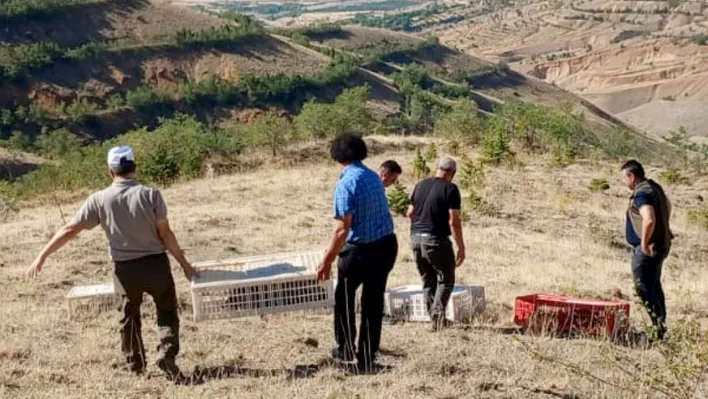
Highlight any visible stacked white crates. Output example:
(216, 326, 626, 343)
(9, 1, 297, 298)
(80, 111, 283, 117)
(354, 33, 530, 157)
(65, 283, 120, 320)
(384, 284, 485, 322)
(190, 250, 334, 322)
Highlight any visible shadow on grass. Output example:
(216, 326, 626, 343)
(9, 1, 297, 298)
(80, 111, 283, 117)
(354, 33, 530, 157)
(166, 357, 393, 386)
(454, 323, 655, 350)
(479, 381, 584, 399)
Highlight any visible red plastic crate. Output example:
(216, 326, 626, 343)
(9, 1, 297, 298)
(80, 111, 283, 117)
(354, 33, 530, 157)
(514, 294, 630, 337)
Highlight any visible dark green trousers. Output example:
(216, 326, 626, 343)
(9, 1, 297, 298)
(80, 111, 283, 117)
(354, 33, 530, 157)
(113, 252, 179, 371)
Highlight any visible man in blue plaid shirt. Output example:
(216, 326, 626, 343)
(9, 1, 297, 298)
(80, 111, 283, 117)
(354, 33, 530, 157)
(317, 132, 398, 374)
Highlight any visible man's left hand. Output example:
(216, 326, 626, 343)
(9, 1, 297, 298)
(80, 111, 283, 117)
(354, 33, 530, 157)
(27, 256, 46, 279)
(317, 261, 332, 281)
(640, 243, 656, 257)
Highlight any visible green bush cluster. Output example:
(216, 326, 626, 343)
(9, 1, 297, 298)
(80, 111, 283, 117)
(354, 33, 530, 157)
(355, 36, 439, 64)
(0, 41, 62, 79)
(294, 86, 373, 139)
(0, 0, 85, 19)
(387, 182, 411, 216)
(174, 19, 264, 48)
(11, 114, 244, 197)
(350, 4, 449, 32)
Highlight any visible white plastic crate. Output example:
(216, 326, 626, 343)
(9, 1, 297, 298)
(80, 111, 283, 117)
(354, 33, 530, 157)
(384, 284, 485, 322)
(190, 250, 334, 322)
(66, 283, 120, 320)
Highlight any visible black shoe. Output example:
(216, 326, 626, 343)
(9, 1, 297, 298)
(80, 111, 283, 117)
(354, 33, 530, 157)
(156, 358, 183, 381)
(331, 347, 355, 362)
(355, 359, 382, 375)
(429, 316, 452, 332)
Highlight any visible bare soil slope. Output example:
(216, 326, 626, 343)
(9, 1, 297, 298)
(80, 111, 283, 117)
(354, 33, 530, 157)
(424, 0, 708, 137)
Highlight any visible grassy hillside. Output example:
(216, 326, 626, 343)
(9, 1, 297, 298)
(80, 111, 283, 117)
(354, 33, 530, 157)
(4, 2, 708, 397)
(2, 137, 708, 397)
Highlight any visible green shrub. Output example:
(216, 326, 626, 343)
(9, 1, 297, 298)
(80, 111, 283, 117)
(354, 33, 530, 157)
(12, 114, 243, 196)
(0, 41, 62, 79)
(658, 168, 690, 186)
(243, 113, 293, 156)
(597, 127, 639, 159)
(692, 34, 708, 46)
(64, 42, 107, 60)
(424, 142, 438, 163)
(0, 180, 17, 222)
(36, 128, 82, 158)
(174, 20, 264, 48)
(465, 189, 500, 217)
(125, 86, 170, 112)
(494, 99, 588, 164)
(0, 0, 87, 19)
(59, 99, 98, 123)
(435, 99, 482, 145)
(458, 154, 485, 190)
(291, 32, 310, 46)
(481, 118, 516, 166)
(106, 94, 126, 110)
(294, 86, 372, 139)
(687, 207, 708, 230)
(6, 131, 34, 151)
(412, 148, 430, 179)
(387, 182, 411, 216)
(588, 178, 610, 192)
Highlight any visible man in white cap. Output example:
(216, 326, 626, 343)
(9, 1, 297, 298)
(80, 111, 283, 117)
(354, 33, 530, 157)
(27, 145, 196, 380)
(407, 157, 465, 331)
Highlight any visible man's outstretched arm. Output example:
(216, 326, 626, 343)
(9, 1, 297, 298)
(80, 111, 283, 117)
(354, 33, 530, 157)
(27, 222, 84, 278)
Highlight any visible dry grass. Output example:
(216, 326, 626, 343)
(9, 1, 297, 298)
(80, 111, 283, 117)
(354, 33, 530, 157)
(2, 136, 708, 397)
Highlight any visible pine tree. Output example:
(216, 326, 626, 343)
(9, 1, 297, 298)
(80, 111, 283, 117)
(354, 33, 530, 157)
(412, 148, 430, 180)
(424, 142, 438, 163)
(458, 154, 485, 190)
(387, 182, 411, 216)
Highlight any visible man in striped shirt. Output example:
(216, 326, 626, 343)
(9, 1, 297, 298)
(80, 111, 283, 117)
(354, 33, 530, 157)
(317, 133, 398, 373)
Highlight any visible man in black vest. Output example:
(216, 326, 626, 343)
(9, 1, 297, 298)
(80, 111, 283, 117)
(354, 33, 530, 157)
(407, 157, 465, 331)
(621, 159, 672, 340)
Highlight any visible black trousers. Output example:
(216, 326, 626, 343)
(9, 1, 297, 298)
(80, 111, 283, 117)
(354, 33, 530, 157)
(631, 246, 668, 338)
(334, 234, 398, 367)
(411, 234, 456, 322)
(113, 253, 180, 370)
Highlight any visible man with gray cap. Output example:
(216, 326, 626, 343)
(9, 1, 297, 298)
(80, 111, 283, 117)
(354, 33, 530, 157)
(27, 145, 196, 380)
(406, 157, 465, 331)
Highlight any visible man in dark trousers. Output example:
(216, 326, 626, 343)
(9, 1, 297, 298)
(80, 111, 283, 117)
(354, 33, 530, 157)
(621, 159, 673, 340)
(407, 157, 465, 331)
(378, 160, 402, 188)
(27, 146, 197, 380)
(317, 133, 398, 373)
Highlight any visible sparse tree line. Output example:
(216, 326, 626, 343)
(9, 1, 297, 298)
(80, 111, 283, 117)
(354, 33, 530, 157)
(0, 0, 90, 20)
(0, 14, 267, 80)
(0, 54, 361, 150)
(349, 4, 452, 32)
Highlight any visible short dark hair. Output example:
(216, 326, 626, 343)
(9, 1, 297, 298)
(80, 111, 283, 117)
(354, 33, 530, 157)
(330, 132, 367, 164)
(380, 160, 402, 175)
(621, 159, 645, 179)
(112, 160, 136, 177)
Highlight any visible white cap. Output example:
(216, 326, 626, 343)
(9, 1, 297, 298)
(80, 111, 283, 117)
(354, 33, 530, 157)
(107, 146, 135, 168)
